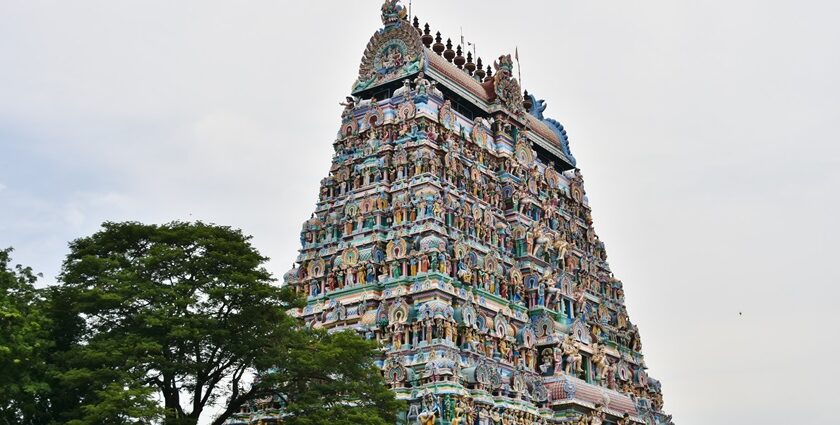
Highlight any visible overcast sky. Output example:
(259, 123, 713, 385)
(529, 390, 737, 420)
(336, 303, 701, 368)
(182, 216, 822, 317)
(1, 1, 838, 424)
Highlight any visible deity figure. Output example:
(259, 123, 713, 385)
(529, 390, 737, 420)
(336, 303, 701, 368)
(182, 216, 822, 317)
(540, 348, 554, 374)
(450, 398, 470, 425)
(366, 263, 376, 283)
(489, 409, 502, 425)
(444, 321, 454, 343)
(413, 71, 432, 97)
(500, 412, 512, 425)
(326, 271, 336, 291)
(524, 229, 534, 257)
(344, 266, 355, 287)
(616, 414, 633, 425)
(417, 392, 439, 425)
(531, 226, 551, 257)
(572, 284, 586, 317)
(339, 96, 356, 122)
(592, 343, 610, 383)
(498, 339, 511, 362)
(578, 405, 605, 425)
(356, 266, 366, 286)
(456, 260, 473, 284)
(562, 334, 583, 377)
(433, 197, 444, 218)
(392, 324, 403, 350)
(617, 311, 628, 330)
(524, 348, 536, 370)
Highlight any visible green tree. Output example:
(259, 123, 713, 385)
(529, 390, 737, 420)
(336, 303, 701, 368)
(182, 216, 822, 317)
(57, 221, 401, 425)
(263, 329, 404, 425)
(0, 247, 51, 424)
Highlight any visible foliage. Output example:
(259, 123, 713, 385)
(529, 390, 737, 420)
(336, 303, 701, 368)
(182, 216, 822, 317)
(54, 221, 401, 425)
(262, 329, 405, 425)
(0, 247, 50, 424)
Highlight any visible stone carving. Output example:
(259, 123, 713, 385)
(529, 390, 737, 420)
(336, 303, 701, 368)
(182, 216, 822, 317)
(592, 343, 610, 384)
(244, 2, 671, 425)
(493, 54, 523, 112)
(562, 333, 583, 377)
(417, 392, 440, 425)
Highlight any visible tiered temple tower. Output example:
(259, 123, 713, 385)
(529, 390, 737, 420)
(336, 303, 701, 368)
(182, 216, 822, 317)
(234, 2, 672, 424)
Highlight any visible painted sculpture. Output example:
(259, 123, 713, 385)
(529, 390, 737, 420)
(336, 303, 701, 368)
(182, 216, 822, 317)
(228, 1, 672, 424)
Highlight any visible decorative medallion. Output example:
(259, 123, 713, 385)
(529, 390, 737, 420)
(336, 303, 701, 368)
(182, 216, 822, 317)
(493, 312, 509, 338)
(545, 165, 561, 188)
(307, 258, 325, 278)
(344, 202, 359, 217)
(483, 254, 498, 272)
(361, 99, 385, 129)
(386, 238, 408, 260)
(341, 247, 360, 267)
(352, 13, 424, 94)
(617, 361, 632, 382)
(519, 326, 536, 348)
(340, 118, 358, 139)
(533, 315, 554, 338)
(461, 302, 478, 328)
(388, 298, 410, 324)
(529, 378, 549, 402)
(384, 358, 408, 386)
(514, 139, 535, 167)
(509, 267, 523, 287)
(396, 100, 416, 121)
(453, 240, 470, 259)
(571, 320, 592, 344)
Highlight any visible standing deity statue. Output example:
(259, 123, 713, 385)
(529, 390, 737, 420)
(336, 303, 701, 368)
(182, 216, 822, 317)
(592, 343, 610, 383)
(524, 227, 535, 256)
(450, 397, 470, 425)
(392, 324, 403, 350)
(562, 334, 584, 377)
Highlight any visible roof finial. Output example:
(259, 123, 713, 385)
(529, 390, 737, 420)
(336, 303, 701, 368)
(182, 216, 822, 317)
(454, 45, 465, 69)
(484, 65, 493, 82)
(444, 38, 455, 63)
(422, 23, 433, 48)
(475, 57, 485, 80)
(412, 16, 421, 34)
(433, 32, 445, 56)
(465, 51, 476, 76)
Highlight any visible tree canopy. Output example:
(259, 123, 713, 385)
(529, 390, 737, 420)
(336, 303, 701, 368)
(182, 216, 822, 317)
(0, 247, 50, 424)
(2, 221, 401, 424)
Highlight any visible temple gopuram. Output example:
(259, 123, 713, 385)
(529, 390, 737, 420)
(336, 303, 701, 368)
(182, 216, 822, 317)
(232, 1, 672, 424)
